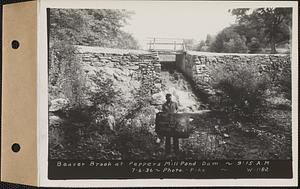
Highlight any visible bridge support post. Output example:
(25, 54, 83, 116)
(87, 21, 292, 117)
(174, 41, 176, 51)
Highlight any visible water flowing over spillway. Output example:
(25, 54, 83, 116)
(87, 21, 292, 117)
(154, 70, 202, 113)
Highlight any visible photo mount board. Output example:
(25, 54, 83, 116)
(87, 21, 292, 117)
(0, 0, 299, 187)
(1, 0, 38, 186)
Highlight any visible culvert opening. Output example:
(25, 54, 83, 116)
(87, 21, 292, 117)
(158, 54, 176, 72)
(160, 61, 176, 72)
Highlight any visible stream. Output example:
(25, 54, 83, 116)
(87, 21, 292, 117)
(153, 69, 279, 160)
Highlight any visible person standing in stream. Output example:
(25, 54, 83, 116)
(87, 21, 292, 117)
(162, 93, 179, 154)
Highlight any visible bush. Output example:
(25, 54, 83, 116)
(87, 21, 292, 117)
(210, 63, 270, 122)
(209, 26, 248, 53)
(278, 73, 291, 100)
(269, 60, 292, 100)
(49, 66, 163, 159)
(112, 90, 162, 159)
(88, 70, 121, 119)
(114, 121, 161, 159)
(49, 41, 87, 107)
(247, 37, 261, 53)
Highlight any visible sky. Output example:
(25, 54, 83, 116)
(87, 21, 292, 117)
(122, 4, 236, 49)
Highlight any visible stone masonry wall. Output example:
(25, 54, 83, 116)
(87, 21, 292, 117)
(76, 46, 162, 94)
(176, 51, 291, 95)
(49, 46, 162, 148)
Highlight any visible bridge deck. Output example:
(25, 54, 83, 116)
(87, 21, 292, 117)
(148, 37, 186, 53)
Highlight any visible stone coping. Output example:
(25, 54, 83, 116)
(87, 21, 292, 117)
(186, 50, 289, 57)
(75, 45, 153, 55)
(74, 45, 289, 57)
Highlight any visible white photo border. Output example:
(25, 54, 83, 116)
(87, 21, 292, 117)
(38, 0, 298, 187)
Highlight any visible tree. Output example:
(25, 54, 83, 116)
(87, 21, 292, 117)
(247, 37, 261, 53)
(117, 31, 140, 49)
(205, 34, 215, 47)
(196, 40, 206, 51)
(49, 9, 140, 49)
(209, 26, 248, 53)
(231, 8, 292, 54)
(48, 9, 140, 111)
(183, 39, 197, 50)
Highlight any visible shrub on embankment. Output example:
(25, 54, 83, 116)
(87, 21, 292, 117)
(209, 63, 270, 122)
(48, 45, 163, 160)
(177, 51, 292, 122)
(177, 52, 292, 160)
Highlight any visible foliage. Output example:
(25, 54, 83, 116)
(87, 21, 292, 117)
(267, 58, 292, 100)
(117, 31, 140, 49)
(183, 39, 197, 50)
(49, 42, 87, 106)
(49, 68, 122, 158)
(210, 63, 270, 122)
(205, 34, 215, 46)
(196, 40, 206, 51)
(209, 26, 248, 53)
(113, 106, 162, 159)
(49, 65, 163, 159)
(277, 73, 291, 100)
(50, 128, 122, 160)
(92, 70, 164, 159)
(207, 8, 292, 53)
(48, 8, 140, 106)
(88, 70, 121, 119)
(247, 37, 261, 53)
(196, 34, 216, 52)
(230, 8, 292, 54)
(49, 8, 140, 49)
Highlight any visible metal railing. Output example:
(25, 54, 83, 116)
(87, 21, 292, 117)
(147, 37, 186, 52)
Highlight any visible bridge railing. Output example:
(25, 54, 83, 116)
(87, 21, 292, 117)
(147, 38, 186, 52)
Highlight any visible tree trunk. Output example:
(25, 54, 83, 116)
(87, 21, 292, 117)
(270, 36, 277, 54)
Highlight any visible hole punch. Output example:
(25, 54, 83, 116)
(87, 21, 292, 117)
(11, 40, 20, 49)
(11, 143, 21, 153)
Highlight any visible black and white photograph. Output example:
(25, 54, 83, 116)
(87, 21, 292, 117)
(47, 1, 295, 180)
